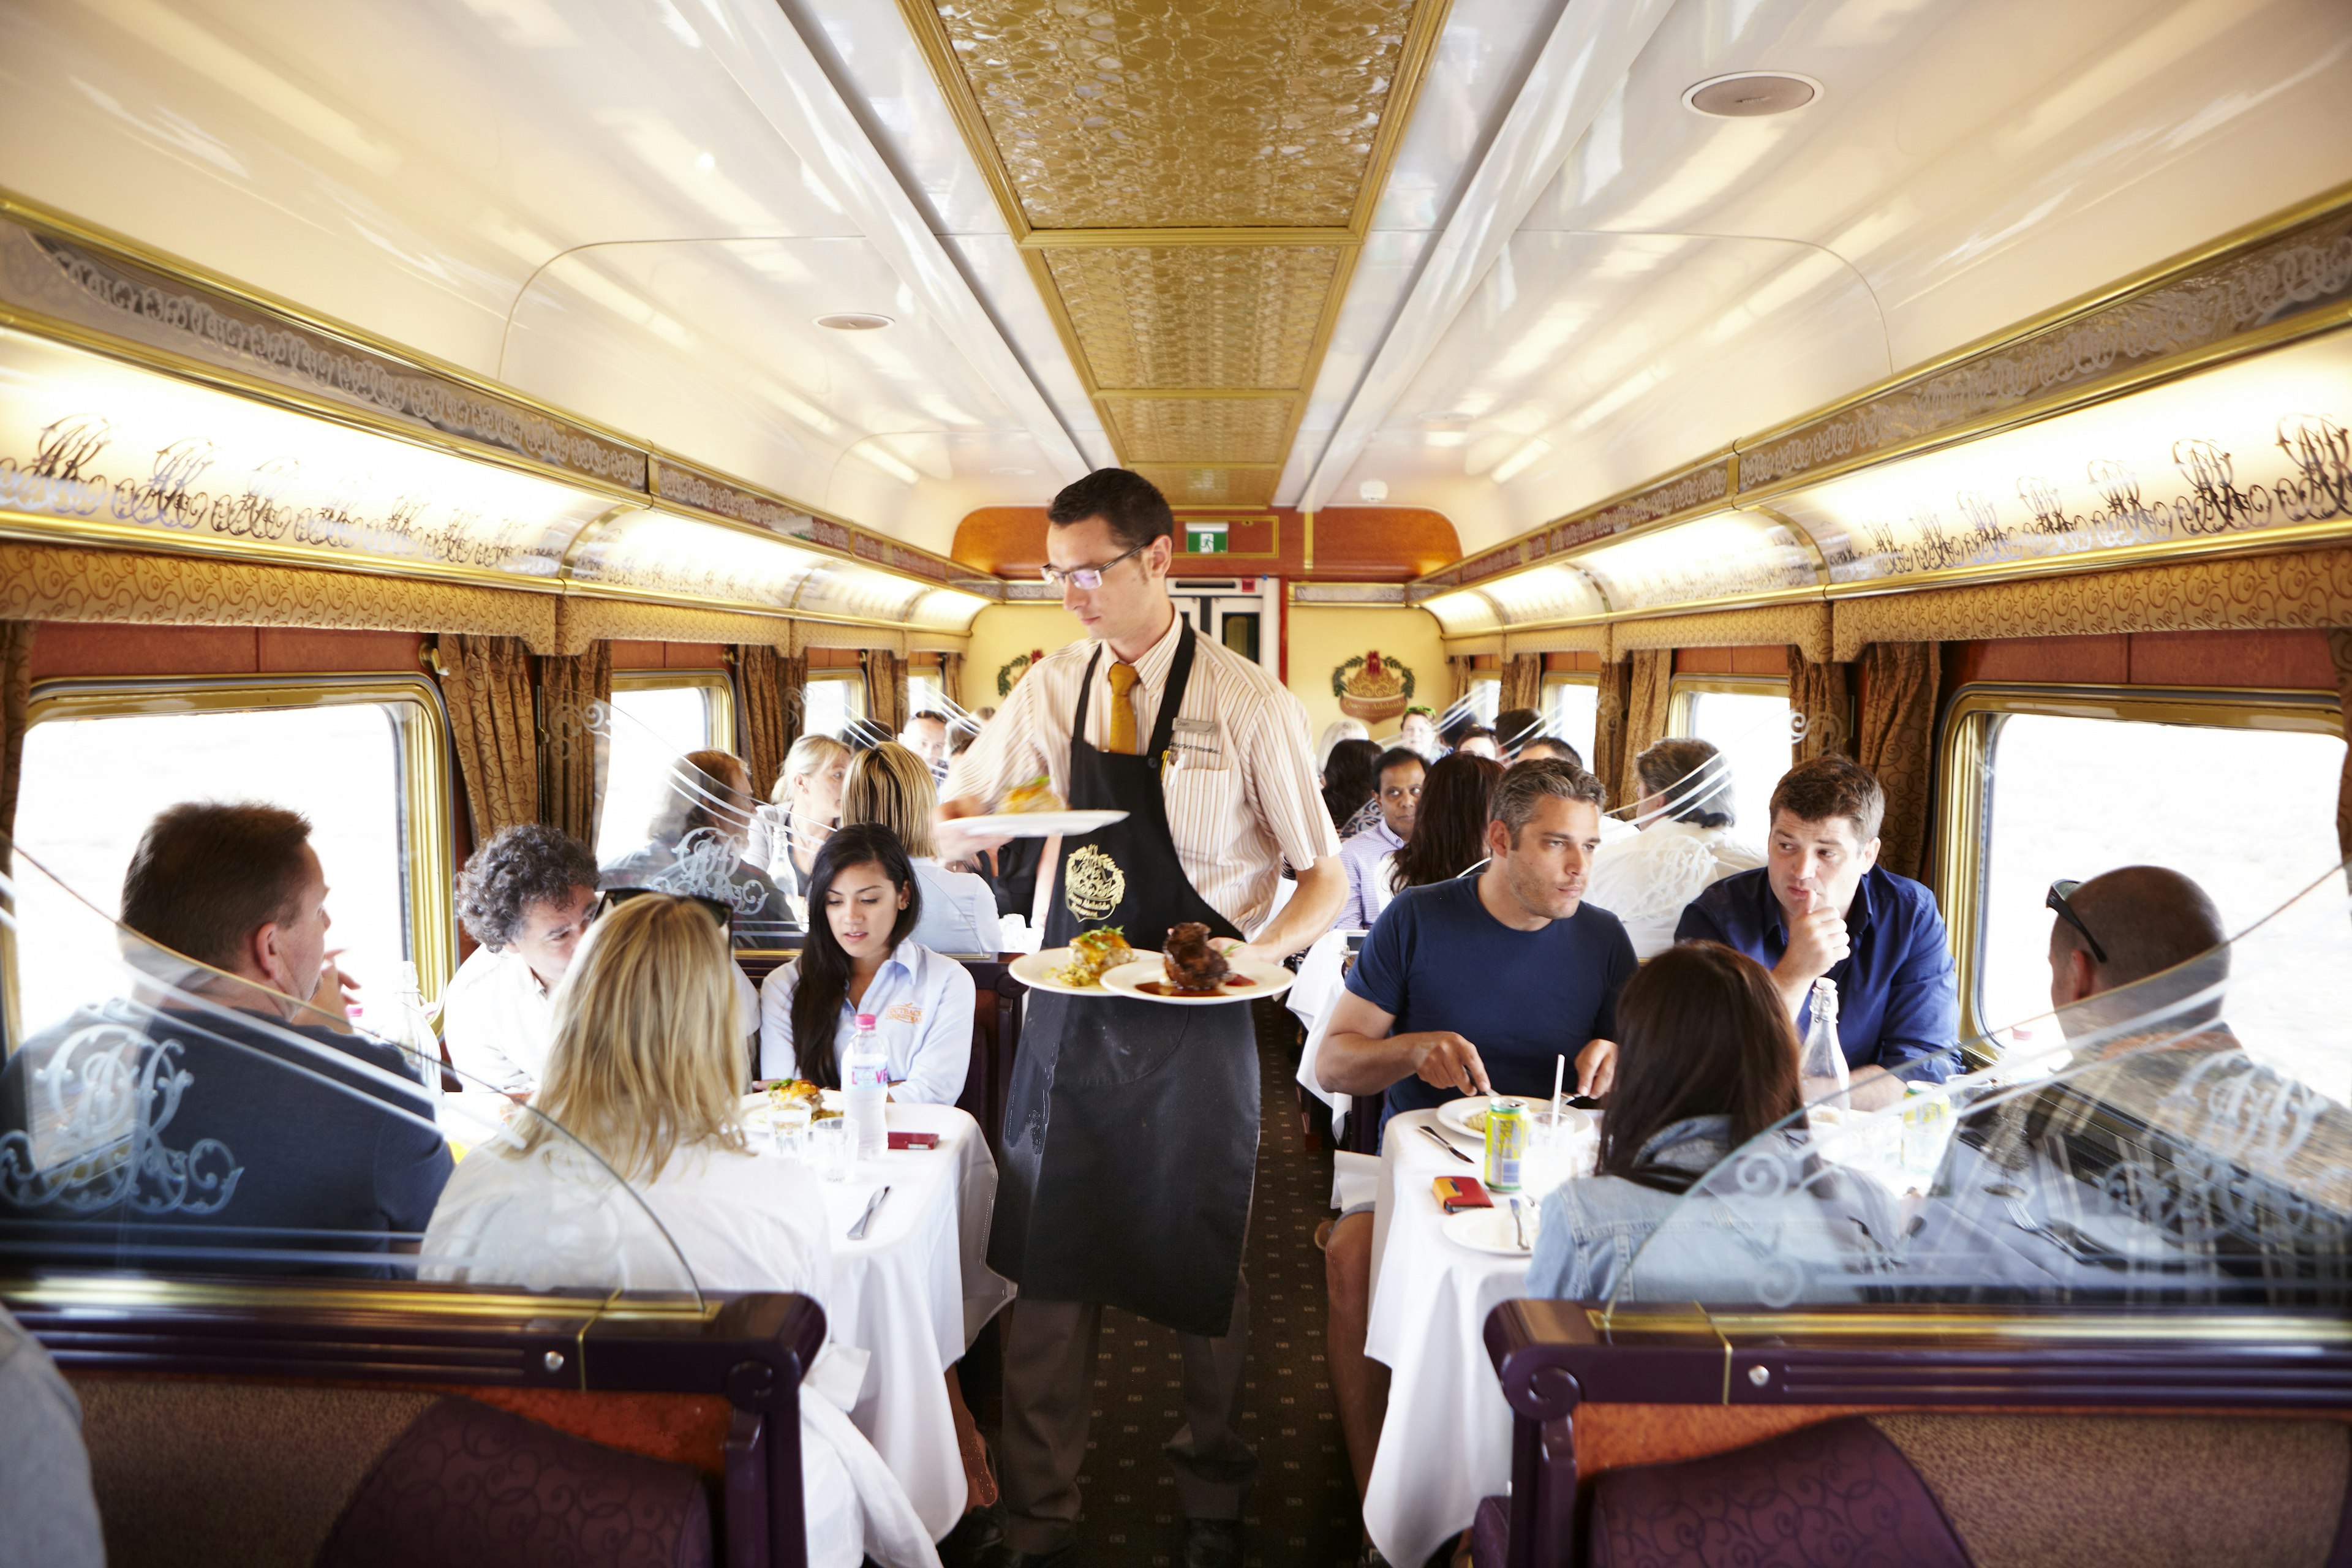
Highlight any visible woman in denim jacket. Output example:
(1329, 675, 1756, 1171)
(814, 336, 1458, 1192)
(1528, 943, 1805, 1303)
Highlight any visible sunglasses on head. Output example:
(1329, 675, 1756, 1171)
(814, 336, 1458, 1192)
(2045, 879, 2108, 966)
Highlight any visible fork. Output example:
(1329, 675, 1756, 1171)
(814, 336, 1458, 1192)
(1509, 1195, 1527, 1251)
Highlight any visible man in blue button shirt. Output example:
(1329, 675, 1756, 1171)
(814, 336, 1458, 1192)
(1670, 754, 1959, 1109)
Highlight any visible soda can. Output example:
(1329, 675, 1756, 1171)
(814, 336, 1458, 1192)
(1483, 1099, 1526, 1193)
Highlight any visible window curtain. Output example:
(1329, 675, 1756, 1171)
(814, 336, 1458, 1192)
(941, 651, 965, 710)
(1618, 648, 1675, 809)
(866, 650, 908, 737)
(0, 621, 32, 873)
(1446, 654, 1471, 710)
(1788, 645, 1853, 767)
(1855, 642, 1942, 884)
(537, 641, 611, 849)
(1591, 659, 1632, 810)
(736, 643, 797, 801)
(2332, 628, 2352, 869)
(434, 633, 538, 843)
(1499, 654, 1542, 714)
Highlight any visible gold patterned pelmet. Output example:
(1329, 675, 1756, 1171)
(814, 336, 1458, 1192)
(904, 0, 1452, 496)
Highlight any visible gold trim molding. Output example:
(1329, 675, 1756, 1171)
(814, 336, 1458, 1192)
(1613, 603, 1831, 663)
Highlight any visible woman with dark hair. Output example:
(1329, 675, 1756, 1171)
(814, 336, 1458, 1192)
(1321, 736, 1385, 839)
(1525, 942, 1803, 1300)
(757, 823, 973, 1104)
(1387, 752, 1504, 896)
(1583, 737, 1763, 958)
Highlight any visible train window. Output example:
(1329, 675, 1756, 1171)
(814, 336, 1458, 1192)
(10, 677, 453, 1033)
(594, 673, 734, 867)
(1667, 677, 1792, 840)
(908, 669, 946, 722)
(802, 670, 867, 741)
(1539, 674, 1599, 763)
(1950, 687, 2349, 1095)
(1460, 676, 1500, 728)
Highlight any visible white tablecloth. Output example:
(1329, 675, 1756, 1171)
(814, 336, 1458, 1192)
(1289, 929, 1355, 1134)
(814, 1102, 1013, 1540)
(1361, 1107, 1538, 1568)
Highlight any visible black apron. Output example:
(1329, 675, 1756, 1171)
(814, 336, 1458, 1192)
(989, 624, 1259, 1336)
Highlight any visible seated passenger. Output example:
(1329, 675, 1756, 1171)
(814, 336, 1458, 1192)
(418, 895, 936, 1568)
(604, 748, 791, 926)
(1321, 736, 1385, 841)
(1453, 725, 1501, 761)
(1333, 747, 1424, 932)
(1526, 942, 1803, 1301)
(899, 709, 952, 783)
(1396, 704, 1441, 762)
(840, 741, 1003, 956)
(1670, 755, 1959, 1108)
(1493, 706, 1542, 760)
(1585, 738, 1765, 959)
(749, 733, 851, 895)
(760, 824, 975, 1106)
(1315, 717, 1371, 775)
(443, 824, 600, 1095)
(1380, 751, 1503, 907)
(0, 1300, 102, 1568)
(1515, 736, 1581, 766)
(0, 803, 450, 1273)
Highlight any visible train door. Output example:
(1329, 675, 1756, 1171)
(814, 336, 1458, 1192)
(1170, 579, 1281, 679)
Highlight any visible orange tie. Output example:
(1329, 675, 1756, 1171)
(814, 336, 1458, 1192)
(1105, 661, 1140, 755)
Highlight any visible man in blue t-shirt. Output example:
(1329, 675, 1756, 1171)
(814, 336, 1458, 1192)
(1319, 758, 1638, 1129)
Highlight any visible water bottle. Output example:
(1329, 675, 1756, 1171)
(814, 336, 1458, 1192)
(1798, 976, 1850, 1115)
(843, 1012, 889, 1160)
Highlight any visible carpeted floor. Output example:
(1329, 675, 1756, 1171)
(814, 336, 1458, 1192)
(1058, 1004, 1359, 1568)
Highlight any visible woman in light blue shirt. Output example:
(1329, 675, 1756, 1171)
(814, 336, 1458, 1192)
(759, 823, 976, 1106)
(839, 742, 1005, 956)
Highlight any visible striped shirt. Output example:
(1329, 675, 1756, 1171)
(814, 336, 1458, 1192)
(946, 612, 1340, 932)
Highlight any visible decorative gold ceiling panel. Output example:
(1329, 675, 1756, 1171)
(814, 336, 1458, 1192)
(902, 0, 1450, 492)
(929, 0, 1424, 230)
(1047, 246, 1341, 389)
(1134, 465, 1283, 508)
(1106, 396, 1295, 464)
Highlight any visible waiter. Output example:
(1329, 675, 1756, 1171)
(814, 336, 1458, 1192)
(942, 469, 1344, 1568)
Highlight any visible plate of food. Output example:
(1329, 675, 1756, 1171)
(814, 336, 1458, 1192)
(1098, 922, 1296, 1006)
(1437, 1096, 1594, 1141)
(948, 775, 1128, 839)
(1010, 926, 1137, 995)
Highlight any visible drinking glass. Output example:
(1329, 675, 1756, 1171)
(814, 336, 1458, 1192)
(769, 1102, 813, 1162)
(1521, 1110, 1591, 1196)
(809, 1117, 854, 1183)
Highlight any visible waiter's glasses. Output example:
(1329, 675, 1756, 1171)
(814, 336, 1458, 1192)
(1040, 539, 1148, 590)
(2045, 879, 2109, 965)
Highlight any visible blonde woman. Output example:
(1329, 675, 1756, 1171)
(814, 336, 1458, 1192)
(840, 743, 1003, 956)
(421, 896, 937, 1568)
(751, 733, 851, 895)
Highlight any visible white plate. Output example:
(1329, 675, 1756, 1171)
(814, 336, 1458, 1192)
(1098, 957, 1297, 1006)
(948, 810, 1128, 839)
(1437, 1096, 1595, 1141)
(1442, 1205, 1534, 1256)
(1011, 945, 1137, 997)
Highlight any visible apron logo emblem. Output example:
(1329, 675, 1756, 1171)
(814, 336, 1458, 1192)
(1064, 845, 1126, 922)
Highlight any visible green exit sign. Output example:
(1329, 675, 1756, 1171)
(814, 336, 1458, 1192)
(1184, 521, 1229, 554)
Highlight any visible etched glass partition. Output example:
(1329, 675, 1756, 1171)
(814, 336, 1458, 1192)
(1602, 860, 2352, 1312)
(0, 843, 700, 1301)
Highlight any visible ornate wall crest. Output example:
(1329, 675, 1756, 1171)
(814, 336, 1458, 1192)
(1332, 649, 1415, 723)
(999, 647, 1046, 696)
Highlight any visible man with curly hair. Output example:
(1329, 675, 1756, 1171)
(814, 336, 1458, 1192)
(444, 824, 601, 1095)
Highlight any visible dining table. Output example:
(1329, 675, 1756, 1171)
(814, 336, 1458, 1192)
(778, 1099, 1013, 1541)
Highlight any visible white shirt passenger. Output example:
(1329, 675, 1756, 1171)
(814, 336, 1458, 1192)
(1583, 818, 1766, 960)
(909, 858, 1004, 956)
(758, 941, 976, 1106)
(442, 944, 761, 1096)
(421, 1139, 936, 1568)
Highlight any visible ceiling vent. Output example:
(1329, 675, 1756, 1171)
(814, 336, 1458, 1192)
(1683, 72, 1820, 118)
(815, 313, 894, 331)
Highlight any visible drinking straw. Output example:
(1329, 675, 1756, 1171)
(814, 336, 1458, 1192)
(1551, 1053, 1566, 1121)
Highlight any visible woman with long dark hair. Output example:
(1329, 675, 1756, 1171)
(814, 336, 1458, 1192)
(1386, 752, 1504, 895)
(756, 823, 973, 1103)
(1321, 736, 1385, 839)
(1525, 941, 1804, 1300)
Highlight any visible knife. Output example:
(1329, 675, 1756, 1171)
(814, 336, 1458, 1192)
(1420, 1126, 1474, 1166)
(846, 1185, 891, 1241)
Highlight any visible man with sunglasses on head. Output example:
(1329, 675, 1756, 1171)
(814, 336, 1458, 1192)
(941, 468, 1344, 1568)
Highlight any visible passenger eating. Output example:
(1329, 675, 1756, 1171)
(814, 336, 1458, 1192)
(1669, 755, 1959, 1108)
(0, 803, 451, 1273)
(442, 823, 600, 1095)
(418, 894, 935, 1568)
(1584, 738, 1765, 959)
(759, 823, 974, 1106)
(603, 748, 792, 926)
(1333, 746, 1425, 932)
(1525, 942, 1805, 1301)
(751, 732, 851, 895)
(840, 741, 1004, 955)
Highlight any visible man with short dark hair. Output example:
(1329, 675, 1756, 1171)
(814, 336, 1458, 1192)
(0, 802, 451, 1274)
(900, 709, 952, 782)
(445, 823, 601, 1094)
(1453, 725, 1501, 761)
(1493, 707, 1542, 759)
(1669, 755, 1959, 1109)
(1333, 747, 1424, 932)
(1515, 735, 1583, 767)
